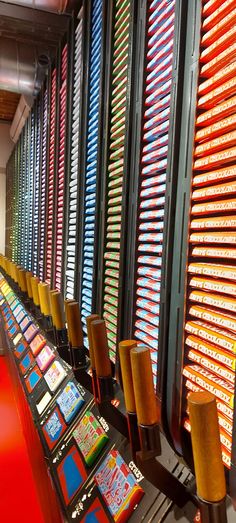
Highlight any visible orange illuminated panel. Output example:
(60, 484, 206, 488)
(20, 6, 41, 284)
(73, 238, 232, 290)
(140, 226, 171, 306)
(191, 216, 236, 229)
(187, 349, 235, 384)
(196, 115, 236, 143)
(188, 262, 236, 280)
(202, 0, 235, 30)
(188, 276, 236, 296)
(188, 305, 236, 333)
(186, 335, 236, 370)
(183, 365, 234, 407)
(182, 0, 236, 468)
(200, 41, 236, 78)
(198, 76, 236, 110)
(200, 25, 236, 63)
(196, 96, 236, 127)
(193, 165, 236, 186)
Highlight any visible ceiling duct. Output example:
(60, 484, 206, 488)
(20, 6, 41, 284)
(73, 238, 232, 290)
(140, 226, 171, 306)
(0, 38, 49, 95)
(0, 0, 76, 13)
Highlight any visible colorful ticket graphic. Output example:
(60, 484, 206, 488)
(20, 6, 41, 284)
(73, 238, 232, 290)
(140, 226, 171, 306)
(80, 498, 110, 523)
(19, 316, 32, 333)
(25, 365, 43, 394)
(30, 333, 47, 356)
(36, 345, 55, 372)
(57, 445, 87, 505)
(73, 411, 109, 467)
(94, 449, 144, 523)
(24, 324, 39, 343)
(56, 381, 85, 423)
(44, 360, 67, 392)
(42, 406, 67, 450)
(14, 339, 28, 359)
(19, 352, 35, 375)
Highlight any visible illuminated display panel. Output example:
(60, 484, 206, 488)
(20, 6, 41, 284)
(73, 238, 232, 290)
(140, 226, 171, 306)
(45, 68, 57, 285)
(102, 0, 133, 362)
(80, 0, 103, 346)
(54, 44, 68, 290)
(39, 87, 48, 281)
(131, 0, 176, 385)
(65, 18, 84, 299)
(182, 0, 236, 469)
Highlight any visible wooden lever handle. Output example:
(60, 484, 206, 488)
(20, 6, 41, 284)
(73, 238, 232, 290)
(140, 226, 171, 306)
(130, 346, 158, 426)
(26, 272, 33, 298)
(50, 291, 65, 330)
(30, 276, 40, 306)
(18, 269, 27, 293)
(91, 319, 112, 378)
(15, 265, 21, 285)
(188, 391, 226, 503)
(38, 283, 51, 316)
(65, 302, 83, 347)
(86, 314, 100, 369)
(119, 340, 137, 414)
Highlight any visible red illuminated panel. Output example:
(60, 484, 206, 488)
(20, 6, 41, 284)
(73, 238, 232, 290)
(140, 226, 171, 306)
(45, 69, 57, 285)
(54, 44, 68, 290)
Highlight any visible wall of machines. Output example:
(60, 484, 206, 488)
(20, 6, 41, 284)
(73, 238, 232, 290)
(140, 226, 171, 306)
(4, 0, 236, 520)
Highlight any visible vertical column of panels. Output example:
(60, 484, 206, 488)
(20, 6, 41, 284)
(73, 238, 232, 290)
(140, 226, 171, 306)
(102, 0, 133, 362)
(33, 98, 41, 276)
(133, 0, 176, 384)
(15, 141, 21, 265)
(80, 0, 103, 344)
(65, 21, 83, 299)
(39, 87, 48, 281)
(11, 149, 17, 261)
(182, 0, 236, 470)
(20, 125, 27, 267)
(28, 110, 35, 271)
(45, 69, 57, 284)
(55, 45, 68, 290)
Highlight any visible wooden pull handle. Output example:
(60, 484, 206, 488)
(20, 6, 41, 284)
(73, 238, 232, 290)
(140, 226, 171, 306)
(188, 391, 226, 503)
(12, 263, 16, 281)
(64, 299, 76, 317)
(119, 340, 137, 413)
(15, 265, 21, 285)
(38, 283, 51, 316)
(26, 271, 33, 298)
(9, 261, 14, 279)
(130, 346, 158, 426)
(91, 319, 112, 378)
(86, 314, 100, 369)
(50, 291, 65, 330)
(18, 269, 27, 292)
(65, 302, 83, 347)
(31, 276, 40, 306)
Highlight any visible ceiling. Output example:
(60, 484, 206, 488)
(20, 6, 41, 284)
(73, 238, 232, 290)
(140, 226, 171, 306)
(0, 90, 20, 122)
(0, 1, 70, 49)
(0, 0, 71, 122)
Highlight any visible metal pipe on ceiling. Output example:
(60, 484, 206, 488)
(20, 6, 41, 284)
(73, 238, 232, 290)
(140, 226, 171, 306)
(0, 38, 49, 95)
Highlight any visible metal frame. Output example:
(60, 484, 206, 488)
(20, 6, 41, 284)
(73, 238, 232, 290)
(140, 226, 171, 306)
(96, 0, 138, 365)
(77, 0, 110, 316)
(165, 0, 203, 456)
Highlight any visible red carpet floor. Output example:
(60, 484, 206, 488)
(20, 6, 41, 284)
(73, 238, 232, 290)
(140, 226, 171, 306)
(0, 355, 45, 523)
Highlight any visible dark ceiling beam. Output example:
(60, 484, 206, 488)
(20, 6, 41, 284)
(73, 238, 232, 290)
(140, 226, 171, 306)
(0, 1, 71, 30)
(0, 29, 58, 48)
